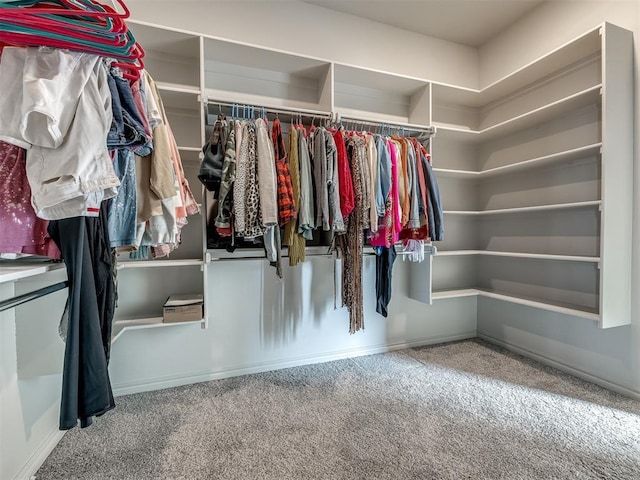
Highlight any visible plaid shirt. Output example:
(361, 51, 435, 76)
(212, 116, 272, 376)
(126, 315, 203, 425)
(272, 118, 297, 226)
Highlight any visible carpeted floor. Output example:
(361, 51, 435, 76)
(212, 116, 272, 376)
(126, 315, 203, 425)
(37, 339, 640, 479)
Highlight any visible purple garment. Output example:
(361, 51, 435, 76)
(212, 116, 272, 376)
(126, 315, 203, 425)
(0, 141, 60, 258)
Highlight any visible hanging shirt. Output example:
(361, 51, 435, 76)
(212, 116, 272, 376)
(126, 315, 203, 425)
(283, 127, 306, 266)
(215, 119, 237, 236)
(297, 128, 314, 240)
(256, 118, 278, 227)
(312, 128, 329, 230)
(332, 130, 355, 218)
(366, 134, 379, 232)
(0, 141, 60, 258)
(325, 129, 344, 233)
(271, 118, 297, 226)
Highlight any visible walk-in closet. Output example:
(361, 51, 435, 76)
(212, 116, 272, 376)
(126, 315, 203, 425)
(1, 1, 639, 479)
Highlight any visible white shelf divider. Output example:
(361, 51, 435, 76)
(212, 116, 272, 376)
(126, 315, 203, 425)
(432, 289, 600, 321)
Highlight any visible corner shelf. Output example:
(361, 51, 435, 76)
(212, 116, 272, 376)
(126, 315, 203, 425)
(432, 288, 600, 321)
(111, 317, 204, 344)
(444, 200, 601, 216)
(433, 85, 602, 143)
(433, 143, 602, 178)
(435, 251, 600, 263)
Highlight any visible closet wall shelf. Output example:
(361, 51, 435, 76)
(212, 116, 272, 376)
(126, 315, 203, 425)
(433, 85, 601, 143)
(444, 200, 601, 216)
(433, 143, 602, 178)
(435, 250, 601, 263)
(111, 317, 205, 344)
(116, 259, 204, 270)
(432, 288, 600, 321)
(431, 28, 601, 107)
(155, 82, 201, 95)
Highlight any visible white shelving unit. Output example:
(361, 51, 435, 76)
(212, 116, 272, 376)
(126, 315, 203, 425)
(122, 18, 633, 335)
(112, 21, 208, 339)
(418, 22, 633, 328)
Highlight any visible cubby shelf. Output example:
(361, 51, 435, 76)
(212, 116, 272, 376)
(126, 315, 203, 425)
(431, 289, 600, 321)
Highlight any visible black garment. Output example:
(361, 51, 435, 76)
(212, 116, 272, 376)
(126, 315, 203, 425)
(48, 203, 116, 430)
(375, 245, 397, 318)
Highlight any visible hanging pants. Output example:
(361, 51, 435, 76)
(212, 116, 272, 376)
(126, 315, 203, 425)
(375, 245, 397, 318)
(48, 202, 116, 429)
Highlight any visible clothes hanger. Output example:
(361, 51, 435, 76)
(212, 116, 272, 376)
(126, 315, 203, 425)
(0, 0, 144, 79)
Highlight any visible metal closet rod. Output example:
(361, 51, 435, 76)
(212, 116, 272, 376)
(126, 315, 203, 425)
(335, 115, 436, 137)
(0, 281, 68, 313)
(206, 100, 333, 120)
(205, 99, 436, 137)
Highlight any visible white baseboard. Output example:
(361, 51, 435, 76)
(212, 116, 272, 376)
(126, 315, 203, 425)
(478, 333, 640, 400)
(14, 427, 65, 480)
(113, 330, 477, 396)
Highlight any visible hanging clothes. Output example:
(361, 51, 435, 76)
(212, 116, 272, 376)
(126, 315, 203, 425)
(48, 202, 116, 430)
(297, 128, 314, 240)
(375, 245, 397, 318)
(0, 141, 60, 258)
(335, 134, 367, 333)
(283, 126, 306, 266)
(271, 118, 297, 227)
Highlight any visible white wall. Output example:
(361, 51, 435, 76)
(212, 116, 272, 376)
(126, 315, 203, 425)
(477, 0, 640, 396)
(125, 0, 479, 89)
(110, 258, 477, 394)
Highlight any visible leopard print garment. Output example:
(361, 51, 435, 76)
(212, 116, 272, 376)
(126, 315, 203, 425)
(243, 123, 263, 239)
(341, 134, 366, 333)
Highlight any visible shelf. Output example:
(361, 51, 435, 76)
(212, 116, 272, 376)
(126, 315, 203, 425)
(116, 259, 204, 270)
(444, 200, 601, 216)
(111, 317, 204, 343)
(433, 85, 601, 143)
(431, 288, 600, 321)
(334, 64, 430, 125)
(203, 37, 332, 112)
(156, 82, 201, 95)
(435, 251, 600, 263)
(430, 28, 601, 108)
(433, 143, 602, 178)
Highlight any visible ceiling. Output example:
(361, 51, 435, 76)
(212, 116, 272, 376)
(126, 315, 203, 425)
(303, 0, 546, 47)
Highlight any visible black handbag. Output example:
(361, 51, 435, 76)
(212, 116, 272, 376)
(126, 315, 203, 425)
(198, 114, 226, 194)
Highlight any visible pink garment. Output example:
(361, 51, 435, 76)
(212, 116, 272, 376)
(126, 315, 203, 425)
(0, 141, 60, 258)
(369, 139, 400, 248)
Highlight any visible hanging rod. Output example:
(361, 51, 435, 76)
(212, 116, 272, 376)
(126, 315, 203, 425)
(0, 281, 68, 313)
(204, 99, 436, 138)
(334, 113, 436, 138)
(205, 99, 333, 120)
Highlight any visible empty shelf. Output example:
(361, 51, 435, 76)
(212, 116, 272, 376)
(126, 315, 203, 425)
(444, 200, 601, 216)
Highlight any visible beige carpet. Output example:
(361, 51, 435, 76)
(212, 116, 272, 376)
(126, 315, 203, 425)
(37, 339, 640, 479)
